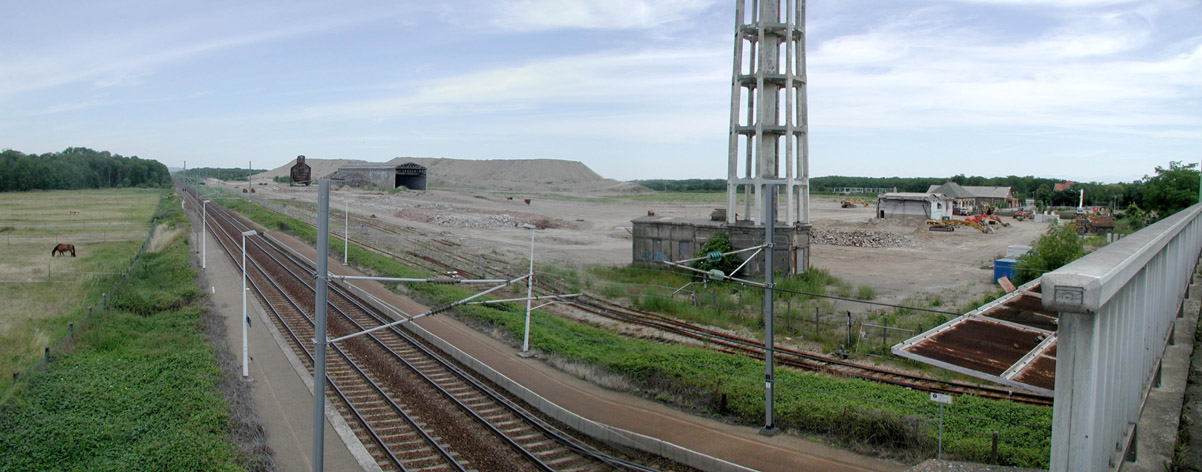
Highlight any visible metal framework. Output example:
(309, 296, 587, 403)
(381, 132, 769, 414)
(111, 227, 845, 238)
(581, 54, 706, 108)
(1043, 203, 1202, 471)
(726, 0, 809, 226)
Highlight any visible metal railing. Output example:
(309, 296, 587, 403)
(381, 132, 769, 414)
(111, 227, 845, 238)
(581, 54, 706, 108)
(1043, 203, 1202, 471)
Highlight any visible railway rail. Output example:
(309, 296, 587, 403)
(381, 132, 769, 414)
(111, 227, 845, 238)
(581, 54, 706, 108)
(186, 188, 661, 471)
(210, 188, 1054, 406)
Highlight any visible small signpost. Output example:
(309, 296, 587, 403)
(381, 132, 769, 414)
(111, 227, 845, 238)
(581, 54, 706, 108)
(930, 392, 953, 460)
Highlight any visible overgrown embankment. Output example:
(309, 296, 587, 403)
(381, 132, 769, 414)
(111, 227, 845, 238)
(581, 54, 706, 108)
(239, 199, 1053, 467)
(0, 195, 264, 471)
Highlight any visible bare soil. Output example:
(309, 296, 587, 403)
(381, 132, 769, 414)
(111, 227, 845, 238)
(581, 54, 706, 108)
(222, 171, 1049, 310)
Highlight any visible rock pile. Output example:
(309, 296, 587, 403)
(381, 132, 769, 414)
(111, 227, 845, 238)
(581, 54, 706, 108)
(432, 213, 522, 228)
(811, 229, 923, 248)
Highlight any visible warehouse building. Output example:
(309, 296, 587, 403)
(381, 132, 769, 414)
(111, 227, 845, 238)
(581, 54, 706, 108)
(329, 163, 427, 190)
(876, 193, 952, 223)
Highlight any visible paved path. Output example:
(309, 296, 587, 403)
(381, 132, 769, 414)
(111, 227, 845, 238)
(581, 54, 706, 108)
(196, 230, 377, 472)
(263, 229, 905, 472)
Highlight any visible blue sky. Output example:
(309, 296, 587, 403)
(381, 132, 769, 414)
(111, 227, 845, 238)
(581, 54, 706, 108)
(2, 0, 1199, 183)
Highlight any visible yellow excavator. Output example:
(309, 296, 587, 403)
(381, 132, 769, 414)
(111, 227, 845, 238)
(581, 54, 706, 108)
(841, 198, 869, 208)
(926, 218, 993, 233)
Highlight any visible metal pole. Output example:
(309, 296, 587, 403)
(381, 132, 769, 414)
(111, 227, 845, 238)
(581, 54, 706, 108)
(202, 200, 208, 269)
(248, 160, 253, 215)
(242, 230, 255, 378)
(761, 183, 777, 435)
(938, 403, 945, 460)
(521, 227, 535, 355)
(343, 199, 348, 265)
(313, 179, 330, 472)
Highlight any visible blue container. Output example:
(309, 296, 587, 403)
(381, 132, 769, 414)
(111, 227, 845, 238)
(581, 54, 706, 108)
(993, 258, 1017, 283)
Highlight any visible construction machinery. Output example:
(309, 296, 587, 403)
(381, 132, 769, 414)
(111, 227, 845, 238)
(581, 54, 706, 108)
(1072, 214, 1116, 234)
(927, 218, 993, 233)
(966, 214, 1010, 227)
(841, 198, 869, 208)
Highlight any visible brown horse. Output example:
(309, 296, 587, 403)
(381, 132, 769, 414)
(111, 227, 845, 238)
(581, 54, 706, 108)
(51, 243, 75, 257)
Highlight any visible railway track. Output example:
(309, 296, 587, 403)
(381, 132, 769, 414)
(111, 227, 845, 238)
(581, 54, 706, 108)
(187, 188, 661, 471)
(224, 188, 1054, 405)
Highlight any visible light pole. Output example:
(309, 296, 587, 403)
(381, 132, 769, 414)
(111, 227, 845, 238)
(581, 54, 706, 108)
(241, 230, 256, 378)
(343, 198, 348, 265)
(520, 224, 536, 356)
(202, 199, 210, 269)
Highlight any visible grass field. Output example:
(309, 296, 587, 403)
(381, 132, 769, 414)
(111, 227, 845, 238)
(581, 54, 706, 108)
(0, 208, 249, 470)
(0, 189, 161, 393)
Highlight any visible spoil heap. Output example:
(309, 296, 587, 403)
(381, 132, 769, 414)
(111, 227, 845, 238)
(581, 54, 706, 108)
(811, 229, 923, 249)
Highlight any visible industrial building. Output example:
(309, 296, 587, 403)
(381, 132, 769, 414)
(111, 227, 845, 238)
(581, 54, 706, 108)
(289, 155, 312, 186)
(329, 163, 427, 190)
(875, 192, 952, 223)
(925, 182, 1017, 214)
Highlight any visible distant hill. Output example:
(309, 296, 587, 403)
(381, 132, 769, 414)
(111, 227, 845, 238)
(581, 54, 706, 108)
(254, 157, 645, 194)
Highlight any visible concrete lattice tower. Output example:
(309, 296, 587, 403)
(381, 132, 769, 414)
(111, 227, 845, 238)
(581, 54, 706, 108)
(726, 0, 809, 228)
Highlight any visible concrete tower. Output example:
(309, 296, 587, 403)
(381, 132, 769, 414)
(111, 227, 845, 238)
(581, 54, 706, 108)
(727, 0, 810, 270)
(630, 0, 810, 275)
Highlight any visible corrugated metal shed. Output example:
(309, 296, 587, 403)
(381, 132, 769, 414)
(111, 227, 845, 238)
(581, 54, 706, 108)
(891, 280, 1057, 396)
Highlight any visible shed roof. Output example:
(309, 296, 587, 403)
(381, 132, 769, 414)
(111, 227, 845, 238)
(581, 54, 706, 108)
(891, 280, 1057, 396)
(963, 186, 1014, 199)
(925, 182, 975, 199)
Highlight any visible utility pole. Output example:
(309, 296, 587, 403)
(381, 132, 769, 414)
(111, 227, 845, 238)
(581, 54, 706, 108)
(761, 184, 777, 435)
(313, 179, 330, 472)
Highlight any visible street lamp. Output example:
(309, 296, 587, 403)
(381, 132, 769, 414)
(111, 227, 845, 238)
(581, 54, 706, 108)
(241, 230, 256, 378)
(520, 223, 536, 357)
(202, 199, 210, 269)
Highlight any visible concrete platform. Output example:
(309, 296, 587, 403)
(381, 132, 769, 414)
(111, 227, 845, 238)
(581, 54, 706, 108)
(194, 229, 378, 472)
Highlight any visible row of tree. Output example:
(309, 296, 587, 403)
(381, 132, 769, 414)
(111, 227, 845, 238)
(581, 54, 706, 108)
(0, 148, 171, 192)
(179, 167, 266, 182)
(635, 161, 1201, 218)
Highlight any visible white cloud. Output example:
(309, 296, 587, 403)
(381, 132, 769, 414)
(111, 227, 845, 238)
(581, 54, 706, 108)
(808, 5, 1202, 138)
(489, 0, 720, 31)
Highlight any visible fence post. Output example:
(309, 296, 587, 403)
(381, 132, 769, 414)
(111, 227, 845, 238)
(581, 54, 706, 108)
(991, 431, 999, 463)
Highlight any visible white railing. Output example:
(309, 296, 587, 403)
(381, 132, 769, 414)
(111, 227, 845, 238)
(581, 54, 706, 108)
(1043, 203, 1202, 471)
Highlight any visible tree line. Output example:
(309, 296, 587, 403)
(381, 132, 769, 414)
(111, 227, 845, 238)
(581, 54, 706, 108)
(180, 167, 266, 182)
(0, 148, 171, 192)
(635, 161, 1201, 217)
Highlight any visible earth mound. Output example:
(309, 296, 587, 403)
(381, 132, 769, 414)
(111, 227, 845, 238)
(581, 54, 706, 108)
(253, 157, 645, 194)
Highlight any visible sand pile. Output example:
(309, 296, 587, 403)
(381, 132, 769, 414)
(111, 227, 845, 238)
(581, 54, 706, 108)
(252, 157, 646, 194)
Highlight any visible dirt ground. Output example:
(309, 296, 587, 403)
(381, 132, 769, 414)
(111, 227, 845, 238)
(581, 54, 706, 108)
(214, 175, 1050, 310)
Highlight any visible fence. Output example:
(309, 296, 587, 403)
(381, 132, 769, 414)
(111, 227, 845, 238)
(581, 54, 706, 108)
(0, 213, 160, 402)
(1043, 202, 1202, 471)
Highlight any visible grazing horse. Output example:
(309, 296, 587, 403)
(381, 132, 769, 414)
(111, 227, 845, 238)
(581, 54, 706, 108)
(51, 243, 76, 257)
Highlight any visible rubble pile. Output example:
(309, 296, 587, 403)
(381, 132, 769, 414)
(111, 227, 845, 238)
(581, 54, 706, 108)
(431, 213, 522, 228)
(811, 229, 923, 249)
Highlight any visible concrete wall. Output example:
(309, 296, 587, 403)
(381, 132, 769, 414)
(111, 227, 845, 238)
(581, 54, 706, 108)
(631, 218, 810, 276)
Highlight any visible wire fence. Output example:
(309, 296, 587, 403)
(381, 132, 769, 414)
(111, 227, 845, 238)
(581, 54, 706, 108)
(1, 216, 159, 402)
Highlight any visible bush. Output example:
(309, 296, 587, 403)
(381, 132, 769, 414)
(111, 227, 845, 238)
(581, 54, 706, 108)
(692, 233, 742, 277)
(1014, 224, 1087, 284)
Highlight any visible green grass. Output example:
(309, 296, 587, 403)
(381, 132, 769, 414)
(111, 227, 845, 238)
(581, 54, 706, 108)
(235, 200, 1053, 467)
(0, 218, 245, 470)
(0, 189, 162, 394)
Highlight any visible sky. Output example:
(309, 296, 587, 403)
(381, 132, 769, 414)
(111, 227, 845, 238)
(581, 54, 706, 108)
(1, 0, 1199, 183)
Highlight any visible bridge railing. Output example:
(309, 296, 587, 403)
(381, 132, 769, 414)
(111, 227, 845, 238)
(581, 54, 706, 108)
(1043, 203, 1202, 471)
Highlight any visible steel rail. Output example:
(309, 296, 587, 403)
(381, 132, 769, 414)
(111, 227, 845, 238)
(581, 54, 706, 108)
(195, 189, 463, 471)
